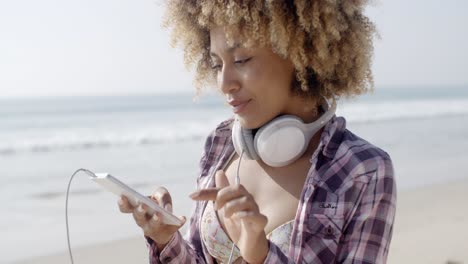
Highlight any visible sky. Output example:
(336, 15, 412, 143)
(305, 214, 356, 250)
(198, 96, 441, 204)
(0, 0, 467, 98)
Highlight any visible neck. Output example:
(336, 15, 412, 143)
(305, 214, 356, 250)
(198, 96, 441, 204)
(284, 96, 321, 124)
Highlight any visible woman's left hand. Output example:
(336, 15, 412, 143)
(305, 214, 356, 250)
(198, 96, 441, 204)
(189, 170, 269, 264)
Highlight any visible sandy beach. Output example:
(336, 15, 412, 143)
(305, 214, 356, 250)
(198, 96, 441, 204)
(14, 178, 468, 264)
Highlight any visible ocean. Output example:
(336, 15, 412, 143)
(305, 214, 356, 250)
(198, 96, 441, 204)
(1, 86, 468, 263)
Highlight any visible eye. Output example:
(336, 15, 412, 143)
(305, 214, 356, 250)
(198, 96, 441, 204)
(209, 56, 222, 71)
(211, 64, 222, 71)
(234, 57, 252, 65)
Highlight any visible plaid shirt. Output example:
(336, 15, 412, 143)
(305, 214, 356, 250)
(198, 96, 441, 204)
(147, 116, 396, 263)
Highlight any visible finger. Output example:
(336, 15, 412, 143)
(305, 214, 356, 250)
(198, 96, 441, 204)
(215, 184, 248, 210)
(177, 216, 187, 228)
(232, 210, 255, 219)
(143, 212, 164, 234)
(189, 170, 236, 201)
(141, 203, 151, 214)
(150, 186, 172, 210)
(223, 196, 258, 218)
(236, 212, 268, 231)
(143, 213, 187, 235)
(118, 195, 134, 213)
(132, 204, 149, 227)
(189, 187, 220, 201)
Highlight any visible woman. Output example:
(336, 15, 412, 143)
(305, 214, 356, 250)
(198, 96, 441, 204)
(119, 1, 396, 263)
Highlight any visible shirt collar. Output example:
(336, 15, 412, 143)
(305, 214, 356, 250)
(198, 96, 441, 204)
(314, 115, 346, 159)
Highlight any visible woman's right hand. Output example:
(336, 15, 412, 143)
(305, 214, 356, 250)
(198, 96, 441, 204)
(118, 186, 186, 250)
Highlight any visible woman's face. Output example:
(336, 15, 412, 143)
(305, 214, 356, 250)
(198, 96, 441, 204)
(210, 26, 303, 129)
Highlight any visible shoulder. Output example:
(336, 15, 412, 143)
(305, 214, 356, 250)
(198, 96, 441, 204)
(339, 128, 393, 179)
(310, 117, 396, 221)
(339, 128, 392, 173)
(201, 117, 234, 154)
(197, 118, 235, 183)
(316, 117, 394, 193)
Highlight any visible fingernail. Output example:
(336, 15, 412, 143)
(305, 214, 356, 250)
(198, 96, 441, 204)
(152, 214, 159, 221)
(189, 192, 199, 199)
(165, 204, 172, 212)
(137, 205, 144, 213)
(179, 216, 186, 226)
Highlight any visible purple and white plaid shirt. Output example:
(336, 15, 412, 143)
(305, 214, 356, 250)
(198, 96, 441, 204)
(147, 115, 396, 263)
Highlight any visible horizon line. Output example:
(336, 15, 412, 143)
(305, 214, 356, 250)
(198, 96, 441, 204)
(0, 84, 466, 100)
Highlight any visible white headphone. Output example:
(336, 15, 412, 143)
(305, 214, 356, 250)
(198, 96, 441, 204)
(231, 98, 337, 167)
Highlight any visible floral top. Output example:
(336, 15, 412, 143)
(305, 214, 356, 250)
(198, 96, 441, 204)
(200, 200, 294, 263)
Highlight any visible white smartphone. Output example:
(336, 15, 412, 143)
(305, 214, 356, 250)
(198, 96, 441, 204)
(90, 173, 183, 226)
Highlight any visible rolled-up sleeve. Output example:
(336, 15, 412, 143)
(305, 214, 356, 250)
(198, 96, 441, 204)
(146, 231, 207, 264)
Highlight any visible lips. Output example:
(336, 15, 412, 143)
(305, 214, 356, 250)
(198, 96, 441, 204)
(227, 99, 251, 114)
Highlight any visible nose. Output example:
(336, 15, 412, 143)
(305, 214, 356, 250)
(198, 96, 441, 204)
(218, 65, 241, 95)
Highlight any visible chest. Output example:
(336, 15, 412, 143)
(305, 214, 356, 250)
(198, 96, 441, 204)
(217, 155, 311, 234)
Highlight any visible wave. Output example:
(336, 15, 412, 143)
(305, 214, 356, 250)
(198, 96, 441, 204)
(338, 98, 468, 123)
(1, 98, 468, 156)
(0, 118, 225, 156)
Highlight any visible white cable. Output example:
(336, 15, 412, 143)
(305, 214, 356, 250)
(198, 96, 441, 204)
(227, 149, 245, 264)
(65, 168, 96, 264)
(66, 149, 244, 264)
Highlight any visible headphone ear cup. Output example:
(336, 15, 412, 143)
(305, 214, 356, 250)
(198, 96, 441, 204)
(232, 119, 258, 160)
(254, 116, 307, 167)
(241, 127, 260, 160)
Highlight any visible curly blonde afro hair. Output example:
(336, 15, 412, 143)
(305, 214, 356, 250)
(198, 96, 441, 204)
(162, 0, 376, 100)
